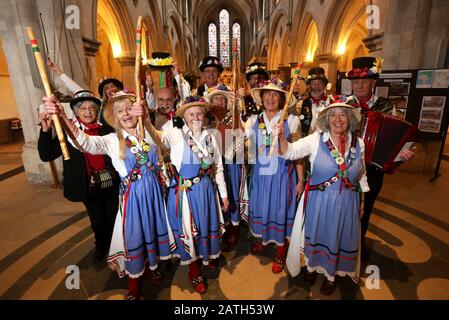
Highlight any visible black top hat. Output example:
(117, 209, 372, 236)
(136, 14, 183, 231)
(346, 57, 380, 79)
(148, 52, 174, 70)
(69, 90, 101, 110)
(97, 77, 124, 98)
(245, 62, 269, 81)
(306, 67, 328, 85)
(198, 56, 224, 73)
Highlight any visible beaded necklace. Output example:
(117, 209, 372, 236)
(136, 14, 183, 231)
(186, 131, 215, 170)
(257, 114, 272, 146)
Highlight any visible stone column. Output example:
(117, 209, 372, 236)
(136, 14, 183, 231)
(82, 37, 101, 93)
(116, 56, 135, 90)
(0, 0, 54, 183)
(315, 53, 340, 90)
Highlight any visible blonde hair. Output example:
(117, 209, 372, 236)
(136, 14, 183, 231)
(112, 98, 133, 160)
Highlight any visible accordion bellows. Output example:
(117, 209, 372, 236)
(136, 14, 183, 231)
(361, 111, 419, 174)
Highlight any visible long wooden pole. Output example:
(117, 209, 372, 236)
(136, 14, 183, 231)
(27, 27, 70, 160)
(49, 160, 61, 188)
(134, 16, 144, 139)
(268, 65, 302, 158)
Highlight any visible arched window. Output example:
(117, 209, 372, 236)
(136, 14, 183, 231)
(208, 23, 217, 57)
(219, 9, 230, 67)
(232, 23, 241, 62)
(207, 9, 242, 68)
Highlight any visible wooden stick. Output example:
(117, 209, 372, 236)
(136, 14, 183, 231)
(134, 16, 144, 139)
(268, 65, 302, 158)
(26, 27, 70, 160)
(49, 160, 61, 188)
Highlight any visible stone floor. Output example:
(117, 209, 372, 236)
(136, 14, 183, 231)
(0, 136, 448, 300)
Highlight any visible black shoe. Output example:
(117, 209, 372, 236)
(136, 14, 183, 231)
(320, 279, 337, 295)
(304, 270, 318, 287)
(94, 248, 106, 261)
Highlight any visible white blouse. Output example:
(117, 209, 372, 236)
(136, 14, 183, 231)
(244, 111, 301, 138)
(282, 131, 370, 192)
(161, 125, 228, 199)
(72, 127, 159, 178)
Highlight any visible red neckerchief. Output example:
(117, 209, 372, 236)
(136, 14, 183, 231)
(77, 118, 106, 174)
(310, 94, 327, 105)
(353, 94, 373, 111)
(158, 109, 176, 120)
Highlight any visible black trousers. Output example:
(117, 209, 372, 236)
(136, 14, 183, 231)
(361, 165, 384, 242)
(83, 184, 119, 253)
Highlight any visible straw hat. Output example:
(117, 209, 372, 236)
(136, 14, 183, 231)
(204, 85, 233, 111)
(102, 91, 136, 127)
(250, 78, 297, 108)
(176, 96, 227, 121)
(316, 102, 361, 131)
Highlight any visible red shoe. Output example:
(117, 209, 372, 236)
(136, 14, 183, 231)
(228, 225, 239, 249)
(272, 255, 285, 274)
(250, 242, 264, 254)
(191, 275, 207, 294)
(205, 260, 218, 270)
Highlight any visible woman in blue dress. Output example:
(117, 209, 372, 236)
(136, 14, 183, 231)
(133, 96, 229, 294)
(245, 79, 304, 274)
(278, 102, 370, 295)
(44, 91, 174, 300)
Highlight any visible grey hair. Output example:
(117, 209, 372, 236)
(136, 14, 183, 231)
(317, 107, 360, 133)
(73, 100, 100, 115)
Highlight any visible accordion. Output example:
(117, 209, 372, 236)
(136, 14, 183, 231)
(360, 111, 419, 174)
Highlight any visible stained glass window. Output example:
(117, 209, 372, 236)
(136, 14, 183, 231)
(232, 23, 241, 63)
(219, 9, 230, 67)
(208, 23, 217, 57)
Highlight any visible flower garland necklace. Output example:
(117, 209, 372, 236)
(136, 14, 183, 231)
(186, 131, 215, 170)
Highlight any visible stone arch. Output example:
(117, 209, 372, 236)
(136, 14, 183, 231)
(292, 14, 319, 65)
(167, 12, 185, 69)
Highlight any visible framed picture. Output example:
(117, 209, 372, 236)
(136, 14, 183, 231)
(389, 82, 410, 96)
(375, 86, 389, 98)
(432, 69, 449, 88)
(416, 70, 434, 88)
(418, 96, 446, 133)
(389, 95, 408, 109)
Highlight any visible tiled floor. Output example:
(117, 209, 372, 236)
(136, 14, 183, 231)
(0, 137, 448, 300)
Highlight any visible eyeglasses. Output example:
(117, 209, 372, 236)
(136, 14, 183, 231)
(77, 106, 97, 113)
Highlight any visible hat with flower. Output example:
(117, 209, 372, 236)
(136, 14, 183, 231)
(346, 56, 384, 79)
(305, 67, 328, 85)
(102, 90, 136, 127)
(245, 62, 269, 81)
(250, 78, 297, 108)
(204, 84, 233, 111)
(97, 77, 124, 98)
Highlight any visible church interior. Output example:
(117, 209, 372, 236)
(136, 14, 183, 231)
(0, 0, 448, 300)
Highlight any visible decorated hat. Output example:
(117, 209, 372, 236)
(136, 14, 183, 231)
(148, 52, 174, 70)
(204, 84, 233, 111)
(102, 90, 136, 127)
(306, 67, 328, 85)
(176, 95, 226, 121)
(198, 56, 224, 73)
(245, 62, 269, 81)
(69, 90, 101, 110)
(346, 56, 384, 79)
(250, 78, 297, 108)
(97, 77, 124, 98)
(316, 102, 361, 131)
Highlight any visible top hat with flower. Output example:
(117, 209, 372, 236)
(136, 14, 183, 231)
(245, 62, 269, 81)
(97, 77, 124, 98)
(346, 56, 384, 79)
(198, 56, 224, 73)
(305, 67, 328, 85)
